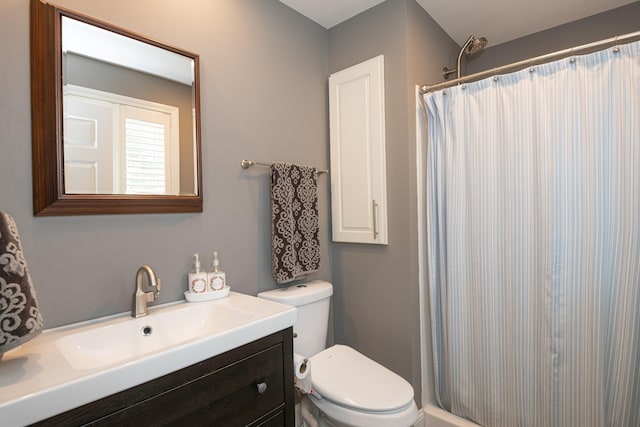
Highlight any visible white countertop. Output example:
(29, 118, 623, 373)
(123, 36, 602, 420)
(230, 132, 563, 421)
(0, 292, 296, 426)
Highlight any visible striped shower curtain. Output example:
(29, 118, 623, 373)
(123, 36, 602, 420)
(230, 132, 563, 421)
(421, 40, 640, 426)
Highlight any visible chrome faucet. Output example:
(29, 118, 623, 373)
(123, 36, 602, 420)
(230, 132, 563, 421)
(132, 265, 161, 318)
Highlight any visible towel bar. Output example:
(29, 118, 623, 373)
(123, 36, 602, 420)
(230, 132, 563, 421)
(241, 160, 328, 175)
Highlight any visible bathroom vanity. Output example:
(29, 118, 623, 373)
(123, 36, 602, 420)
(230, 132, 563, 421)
(0, 293, 296, 426)
(33, 329, 293, 426)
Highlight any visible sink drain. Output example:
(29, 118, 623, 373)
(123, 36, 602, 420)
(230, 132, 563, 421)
(141, 325, 153, 336)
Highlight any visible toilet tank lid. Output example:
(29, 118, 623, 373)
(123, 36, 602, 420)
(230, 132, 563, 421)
(257, 280, 333, 307)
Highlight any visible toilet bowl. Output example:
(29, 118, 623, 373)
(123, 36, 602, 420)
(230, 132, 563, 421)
(258, 281, 418, 427)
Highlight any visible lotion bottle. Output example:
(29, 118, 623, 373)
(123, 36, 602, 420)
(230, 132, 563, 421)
(208, 251, 226, 291)
(188, 253, 208, 293)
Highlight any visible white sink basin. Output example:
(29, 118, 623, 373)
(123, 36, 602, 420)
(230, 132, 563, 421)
(0, 292, 296, 427)
(55, 302, 254, 370)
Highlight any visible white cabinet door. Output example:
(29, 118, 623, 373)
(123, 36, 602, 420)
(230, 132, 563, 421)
(329, 55, 387, 245)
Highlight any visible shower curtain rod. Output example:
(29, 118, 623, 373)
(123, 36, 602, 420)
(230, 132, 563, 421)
(419, 30, 640, 94)
(240, 159, 328, 175)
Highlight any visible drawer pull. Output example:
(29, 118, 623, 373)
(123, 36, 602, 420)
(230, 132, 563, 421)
(256, 381, 268, 394)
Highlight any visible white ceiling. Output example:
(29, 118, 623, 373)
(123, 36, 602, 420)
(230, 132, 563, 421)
(63, 17, 194, 85)
(279, 0, 637, 46)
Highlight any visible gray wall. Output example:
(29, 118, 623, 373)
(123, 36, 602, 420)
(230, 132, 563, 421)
(328, 0, 458, 407)
(468, 1, 640, 74)
(328, 1, 408, 396)
(4, 0, 633, 412)
(405, 0, 459, 406)
(0, 0, 330, 328)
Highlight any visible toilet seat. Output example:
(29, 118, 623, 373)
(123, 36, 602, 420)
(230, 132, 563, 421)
(309, 394, 418, 427)
(309, 345, 415, 412)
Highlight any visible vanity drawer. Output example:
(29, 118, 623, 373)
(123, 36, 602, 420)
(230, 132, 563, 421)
(101, 343, 285, 426)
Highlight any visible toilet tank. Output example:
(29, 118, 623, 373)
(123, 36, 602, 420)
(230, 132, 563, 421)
(258, 280, 333, 358)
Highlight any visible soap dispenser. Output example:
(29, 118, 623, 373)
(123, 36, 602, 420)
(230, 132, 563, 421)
(188, 253, 208, 293)
(208, 251, 226, 291)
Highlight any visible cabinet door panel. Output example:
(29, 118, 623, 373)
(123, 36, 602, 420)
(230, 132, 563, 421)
(329, 55, 388, 244)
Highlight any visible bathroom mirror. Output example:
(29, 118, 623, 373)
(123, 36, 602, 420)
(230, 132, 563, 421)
(30, 0, 202, 215)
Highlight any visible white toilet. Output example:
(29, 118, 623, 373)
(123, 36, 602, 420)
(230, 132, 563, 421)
(258, 280, 418, 427)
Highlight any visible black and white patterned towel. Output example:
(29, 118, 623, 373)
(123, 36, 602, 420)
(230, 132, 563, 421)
(0, 211, 43, 358)
(271, 163, 320, 284)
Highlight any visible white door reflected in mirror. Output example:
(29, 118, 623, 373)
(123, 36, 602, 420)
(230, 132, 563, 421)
(63, 95, 115, 194)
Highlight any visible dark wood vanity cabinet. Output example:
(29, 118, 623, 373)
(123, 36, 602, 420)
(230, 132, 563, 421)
(32, 328, 294, 427)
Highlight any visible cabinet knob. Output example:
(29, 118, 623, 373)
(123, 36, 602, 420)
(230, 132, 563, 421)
(256, 381, 268, 394)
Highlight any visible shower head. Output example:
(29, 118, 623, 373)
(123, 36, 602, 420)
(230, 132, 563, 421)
(465, 37, 488, 55)
(443, 35, 489, 80)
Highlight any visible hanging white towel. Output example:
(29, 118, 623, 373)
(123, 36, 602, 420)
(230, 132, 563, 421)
(271, 162, 320, 284)
(0, 211, 43, 359)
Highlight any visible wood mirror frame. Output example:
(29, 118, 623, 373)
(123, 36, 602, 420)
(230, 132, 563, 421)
(30, 0, 202, 216)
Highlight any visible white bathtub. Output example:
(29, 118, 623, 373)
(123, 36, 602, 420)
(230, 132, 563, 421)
(420, 404, 480, 427)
